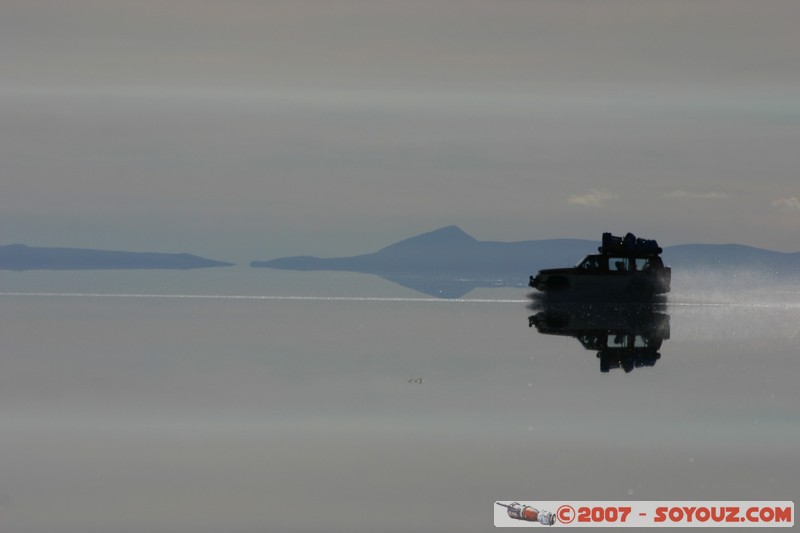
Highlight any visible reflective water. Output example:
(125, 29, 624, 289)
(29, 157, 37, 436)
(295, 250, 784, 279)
(1, 268, 798, 532)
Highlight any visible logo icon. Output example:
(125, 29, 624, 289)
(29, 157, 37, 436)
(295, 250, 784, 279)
(496, 502, 556, 526)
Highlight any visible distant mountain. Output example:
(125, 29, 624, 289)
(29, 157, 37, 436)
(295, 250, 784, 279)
(0, 244, 233, 270)
(662, 243, 800, 276)
(253, 226, 594, 297)
(258, 226, 592, 275)
(252, 226, 800, 298)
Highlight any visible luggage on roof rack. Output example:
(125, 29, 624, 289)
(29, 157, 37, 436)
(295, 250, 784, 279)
(599, 232, 662, 255)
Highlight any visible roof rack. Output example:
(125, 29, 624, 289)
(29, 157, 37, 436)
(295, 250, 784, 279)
(599, 232, 663, 255)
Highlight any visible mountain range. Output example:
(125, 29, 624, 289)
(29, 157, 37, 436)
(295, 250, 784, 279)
(4, 227, 799, 298)
(252, 226, 800, 297)
(0, 244, 232, 271)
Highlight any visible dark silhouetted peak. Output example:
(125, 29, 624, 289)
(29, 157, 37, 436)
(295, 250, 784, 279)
(379, 226, 476, 253)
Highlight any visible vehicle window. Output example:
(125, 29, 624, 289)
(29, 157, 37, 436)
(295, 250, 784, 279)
(633, 336, 649, 348)
(579, 257, 600, 271)
(635, 258, 649, 271)
(607, 335, 650, 348)
(609, 258, 629, 272)
(608, 334, 627, 347)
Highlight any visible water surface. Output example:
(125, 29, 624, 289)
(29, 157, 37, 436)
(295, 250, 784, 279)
(1, 268, 797, 532)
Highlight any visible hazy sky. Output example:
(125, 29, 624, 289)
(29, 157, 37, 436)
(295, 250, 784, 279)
(2, 0, 800, 260)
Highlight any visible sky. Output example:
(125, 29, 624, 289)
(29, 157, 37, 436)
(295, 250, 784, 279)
(2, 0, 800, 261)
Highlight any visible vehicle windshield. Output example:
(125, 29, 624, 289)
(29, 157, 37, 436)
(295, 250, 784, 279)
(576, 256, 601, 270)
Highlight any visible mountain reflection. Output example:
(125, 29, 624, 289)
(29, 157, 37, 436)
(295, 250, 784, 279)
(379, 274, 512, 299)
(528, 303, 670, 373)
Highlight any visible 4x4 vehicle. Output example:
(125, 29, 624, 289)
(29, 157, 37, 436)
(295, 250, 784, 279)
(529, 232, 671, 296)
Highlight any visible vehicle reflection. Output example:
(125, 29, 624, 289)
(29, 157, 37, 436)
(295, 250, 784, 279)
(528, 303, 670, 373)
